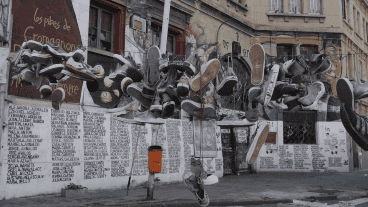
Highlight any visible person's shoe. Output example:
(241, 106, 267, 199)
(108, 67, 126, 82)
(327, 96, 341, 121)
(166, 87, 181, 107)
(39, 64, 65, 77)
(15, 69, 42, 88)
(42, 41, 68, 59)
(182, 61, 196, 76)
(255, 64, 279, 106)
(30, 51, 52, 64)
(39, 85, 53, 99)
(249, 43, 265, 86)
(26, 40, 43, 51)
(217, 64, 238, 96)
(271, 81, 299, 101)
(121, 77, 133, 96)
(14, 63, 29, 73)
(336, 77, 355, 111)
(246, 122, 270, 164)
(56, 74, 70, 83)
(340, 103, 368, 150)
(65, 57, 96, 81)
(248, 86, 262, 103)
(150, 94, 162, 113)
(60, 69, 83, 80)
(189, 59, 221, 92)
(162, 93, 175, 118)
(298, 81, 325, 110)
(308, 54, 329, 74)
(67, 46, 86, 62)
(283, 95, 301, 111)
(284, 59, 306, 76)
(126, 66, 144, 82)
(113, 54, 132, 66)
(127, 82, 153, 108)
(177, 73, 190, 97)
(51, 87, 65, 110)
(182, 83, 216, 119)
(146, 45, 161, 86)
(351, 79, 368, 101)
(142, 82, 156, 99)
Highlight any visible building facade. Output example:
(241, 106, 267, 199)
(0, 0, 365, 199)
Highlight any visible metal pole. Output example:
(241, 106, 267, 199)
(127, 124, 143, 196)
(159, 0, 171, 55)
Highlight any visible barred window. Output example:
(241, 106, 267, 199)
(283, 111, 317, 144)
(269, 0, 284, 13)
(290, 0, 302, 14)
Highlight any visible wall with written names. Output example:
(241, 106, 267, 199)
(0, 104, 223, 199)
(253, 121, 349, 173)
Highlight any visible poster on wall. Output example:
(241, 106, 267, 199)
(9, 0, 83, 103)
(193, 118, 217, 158)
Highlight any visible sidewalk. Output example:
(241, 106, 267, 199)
(1, 170, 368, 207)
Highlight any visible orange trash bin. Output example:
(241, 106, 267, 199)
(148, 145, 163, 174)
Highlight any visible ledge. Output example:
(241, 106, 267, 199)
(356, 32, 363, 41)
(344, 19, 353, 30)
(227, 0, 248, 15)
(113, 116, 166, 124)
(217, 120, 256, 126)
(267, 12, 325, 23)
(88, 47, 114, 57)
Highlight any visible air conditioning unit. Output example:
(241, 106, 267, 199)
(130, 15, 146, 33)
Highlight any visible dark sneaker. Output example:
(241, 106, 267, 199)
(39, 85, 53, 99)
(21, 49, 32, 63)
(337, 77, 355, 110)
(42, 42, 68, 59)
(248, 86, 262, 103)
(182, 173, 210, 207)
(146, 45, 161, 86)
(166, 87, 181, 106)
(162, 93, 175, 118)
(177, 73, 190, 97)
(327, 96, 341, 121)
(217, 62, 238, 96)
(298, 81, 325, 110)
(283, 95, 301, 111)
(113, 54, 132, 66)
(244, 109, 259, 122)
(67, 46, 86, 62)
(65, 57, 96, 81)
(108, 68, 126, 82)
(142, 82, 156, 99)
(15, 69, 42, 88)
(189, 59, 221, 92)
(340, 103, 368, 150)
(150, 94, 162, 113)
(51, 87, 65, 110)
(60, 69, 84, 80)
(15, 63, 29, 73)
(127, 82, 153, 108)
(121, 77, 133, 96)
(56, 74, 70, 83)
(309, 54, 330, 74)
(271, 81, 299, 101)
(182, 61, 196, 76)
(285, 59, 306, 76)
(255, 64, 279, 105)
(26, 40, 43, 51)
(249, 44, 265, 86)
(352, 79, 368, 100)
(246, 122, 270, 164)
(126, 66, 144, 82)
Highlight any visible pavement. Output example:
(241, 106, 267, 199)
(1, 170, 368, 207)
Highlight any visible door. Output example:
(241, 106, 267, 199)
(221, 127, 236, 175)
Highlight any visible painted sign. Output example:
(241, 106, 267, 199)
(9, 0, 83, 103)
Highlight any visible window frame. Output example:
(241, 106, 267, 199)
(89, 4, 115, 53)
(289, 0, 302, 14)
(150, 23, 176, 56)
(308, 0, 322, 14)
(342, 0, 346, 19)
(269, 0, 284, 13)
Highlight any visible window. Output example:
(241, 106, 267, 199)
(269, 0, 283, 13)
(290, 0, 302, 14)
(360, 60, 363, 78)
(309, 0, 321, 14)
(342, 0, 346, 19)
(277, 44, 293, 62)
(357, 11, 360, 34)
(366, 22, 368, 41)
(0, 0, 9, 46)
(347, 0, 351, 23)
(283, 111, 317, 144)
(353, 7, 356, 30)
(89, 4, 114, 52)
(348, 52, 353, 79)
(151, 23, 176, 56)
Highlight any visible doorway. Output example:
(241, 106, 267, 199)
(221, 127, 237, 175)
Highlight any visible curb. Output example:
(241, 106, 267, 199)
(120, 195, 338, 206)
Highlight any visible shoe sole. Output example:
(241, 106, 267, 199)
(264, 65, 280, 106)
(30, 54, 52, 64)
(127, 84, 153, 108)
(340, 103, 368, 150)
(217, 75, 238, 96)
(51, 89, 65, 110)
(65, 63, 96, 81)
(26, 41, 43, 51)
(39, 64, 65, 76)
(190, 59, 220, 92)
(301, 82, 325, 110)
(163, 101, 175, 117)
(181, 100, 216, 119)
(246, 123, 270, 164)
(147, 46, 161, 85)
(337, 77, 354, 111)
(39, 86, 53, 100)
(314, 59, 332, 74)
(249, 44, 265, 86)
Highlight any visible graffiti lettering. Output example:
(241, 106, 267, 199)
(33, 8, 61, 30)
(236, 32, 239, 41)
(223, 40, 229, 50)
(33, 8, 42, 25)
(243, 49, 249, 57)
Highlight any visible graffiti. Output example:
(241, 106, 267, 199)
(223, 40, 229, 50)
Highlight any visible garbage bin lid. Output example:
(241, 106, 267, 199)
(148, 145, 162, 150)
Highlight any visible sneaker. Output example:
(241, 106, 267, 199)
(166, 87, 181, 106)
(56, 74, 70, 83)
(189, 59, 221, 92)
(60, 69, 84, 80)
(21, 49, 32, 63)
(109, 68, 126, 82)
(283, 95, 301, 111)
(121, 77, 133, 96)
(162, 93, 175, 118)
(285, 59, 306, 76)
(177, 73, 190, 97)
(26, 40, 43, 51)
(65, 57, 96, 81)
(182, 83, 216, 119)
(298, 81, 325, 110)
(104, 76, 114, 88)
(146, 45, 161, 86)
(113, 54, 132, 66)
(142, 82, 156, 99)
(39, 64, 65, 77)
(182, 61, 196, 76)
(248, 86, 262, 103)
(30, 51, 52, 64)
(14, 63, 29, 73)
(42, 42, 68, 59)
(246, 122, 270, 164)
(39, 85, 53, 99)
(17, 69, 42, 88)
(249, 43, 265, 86)
(337, 77, 355, 111)
(327, 96, 341, 122)
(51, 87, 65, 110)
(352, 79, 368, 100)
(244, 109, 259, 122)
(271, 81, 299, 101)
(217, 62, 238, 96)
(255, 64, 279, 105)
(127, 82, 153, 108)
(67, 46, 86, 62)
(340, 103, 368, 150)
(126, 66, 144, 82)
(92, 65, 105, 79)
(150, 94, 162, 113)
(309, 54, 330, 74)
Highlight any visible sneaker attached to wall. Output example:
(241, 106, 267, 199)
(127, 82, 153, 109)
(299, 81, 325, 110)
(217, 63, 238, 96)
(337, 77, 355, 111)
(249, 43, 265, 86)
(39, 85, 53, 100)
(51, 87, 65, 110)
(189, 59, 220, 92)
